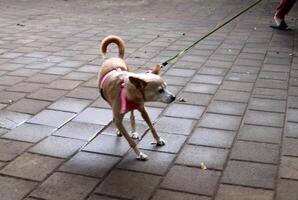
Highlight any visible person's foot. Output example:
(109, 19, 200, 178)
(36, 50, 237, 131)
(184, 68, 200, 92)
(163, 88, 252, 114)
(271, 15, 290, 30)
(274, 15, 283, 26)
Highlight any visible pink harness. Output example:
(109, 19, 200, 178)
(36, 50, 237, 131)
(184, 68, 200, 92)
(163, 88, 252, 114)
(100, 68, 140, 114)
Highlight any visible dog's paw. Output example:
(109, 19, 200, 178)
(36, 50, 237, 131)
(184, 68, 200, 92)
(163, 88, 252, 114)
(116, 131, 123, 137)
(131, 132, 140, 139)
(136, 152, 148, 161)
(156, 138, 166, 146)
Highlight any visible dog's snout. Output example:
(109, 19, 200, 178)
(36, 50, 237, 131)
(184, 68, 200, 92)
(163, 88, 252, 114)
(170, 95, 176, 102)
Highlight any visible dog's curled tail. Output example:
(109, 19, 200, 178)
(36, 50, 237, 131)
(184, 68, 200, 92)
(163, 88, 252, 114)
(100, 35, 125, 59)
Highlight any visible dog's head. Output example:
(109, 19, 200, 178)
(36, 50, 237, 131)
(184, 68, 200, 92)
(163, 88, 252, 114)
(128, 65, 176, 103)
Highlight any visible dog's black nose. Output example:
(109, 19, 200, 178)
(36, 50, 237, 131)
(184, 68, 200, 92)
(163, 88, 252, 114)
(171, 95, 176, 101)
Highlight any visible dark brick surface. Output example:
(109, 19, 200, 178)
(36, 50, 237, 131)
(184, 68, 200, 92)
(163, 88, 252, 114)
(276, 179, 298, 200)
(280, 156, 298, 180)
(0, 139, 31, 161)
(283, 138, 298, 157)
(152, 189, 211, 200)
(6, 98, 51, 114)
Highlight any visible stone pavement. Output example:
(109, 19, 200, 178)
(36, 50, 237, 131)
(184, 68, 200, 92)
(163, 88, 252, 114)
(0, 0, 297, 199)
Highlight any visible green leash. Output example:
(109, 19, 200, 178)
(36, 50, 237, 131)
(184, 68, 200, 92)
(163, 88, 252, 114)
(160, 0, 263, 68)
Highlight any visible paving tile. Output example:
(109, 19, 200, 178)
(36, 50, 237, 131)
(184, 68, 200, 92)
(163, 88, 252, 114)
(77, 65, 99, 73)
(139, 132, 187, 153)
(288, 108, 298, 122)
(83, 134, 130, 156)
(255, 79, 288, 89)
(59, 151, 120, 178)
(276, 179, 298, 200)
(165, 68, 196, 77)
(280, 156, 298, 180)
(161, 165, 220, 196)
(192, 74, 223, 85)
(215, 184, 273, 200)
(0, 63, 24, 71)
(214, 90, 250, 103)
(0, 139, 31, 161)
(198, 67, 228, 76)
(225, 72, 257, 82)
(152, 189, 210, 200)
(66, 86, 99, 100)
(31, 172, 99, 200)
(82, 77, 98, 88)
(26, 73, 59, 83)
(220, 81, 253, 92)
(164, 103, 205, 119)
(0, 91, 26, 104)
(163, 75, 189, 86)
(0, 176, 37, 200)
(199, 113, 242, 131)
(28, 88, 68, 101)
(6, 82, 44, 93)
(207, 100, 246, 116)
(46, 79, 82, 90)
(231, 141, 279, 164)
(283, 137, 298, 157)
(28, 109, 75, 128)
(184, 83, 218, 94)
(87, 195, 121, 200)
(6, 98, 51, 114)
(96, 169, 161, 200)
(244, 110, 284, 127)
(91, 97, 111, 108)
(286, 122, 298, 138)
(155, 116, 196, 135)
(178, 92, 212, 106)
(176, 145, 228, 170)
(259, 71, 289, 80)
(253, 88, 287, 100)
(222, 160, 277, 189)
(48, 97, 91, 113)
(188, 128, 235, 148)
(57, 60, 85, 68)
(54, 121, 103, 141)
(73, 107, 112, 125)
(0, 110, 31, 129)
(249, 98, 286, 113)
(238, 124, 282, 143)
(117, 149, 175, 175)
(63, 71, 95, 81)
(0, 75, 25, 86)
(124, 107, 163, 122)
(42, 67, 73, 75)
(29, 136, 85, 158)
(2, 123, 55, 143)
(288, 96, 298, 109)
(0, 153, 63, 181)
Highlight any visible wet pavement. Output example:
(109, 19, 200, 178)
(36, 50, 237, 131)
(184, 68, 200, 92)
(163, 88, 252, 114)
(0, 0, 298, 199)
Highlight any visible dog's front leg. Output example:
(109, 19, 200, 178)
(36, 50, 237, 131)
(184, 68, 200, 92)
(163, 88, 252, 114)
(138, 107, 165, 146)
(114, 111, 148, 160)
(130, 111, 140, 139)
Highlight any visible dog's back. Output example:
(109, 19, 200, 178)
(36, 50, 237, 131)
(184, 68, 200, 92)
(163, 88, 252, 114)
(99, 35, 129, 81)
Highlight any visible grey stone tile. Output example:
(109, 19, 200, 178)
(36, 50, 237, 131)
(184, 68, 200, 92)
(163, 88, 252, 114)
(59, 151, 120, 178)
(0, 110, 31, 129)
(283, 138, 298, 157)
(192, 74, 223, 85)
(249, 98, 286, 113)
(177, 92, 212, 106)
(164, 103, 205, 119)
(288, 108, 298, 122)
(165, 68, 196, 77)
(6, 82, 44, 93)
(276, 179, 298, 200)
(286, 122, 298, 138)
(214, 90, 250, 103)
(0, 139, 31, 161)
(155, 116, 196, 135)
(6, 98, 51, 114)
(184, 83, 218, 94)
(199, 113, 242, 131)
(220, 81, 253, 92)
(48, 97, 91, 113)
(73, 107, 112, 125)
(46, 79, 82, 90)
(244, 110, 284, 127)
(207, 100, 246, 116)
(28, 88, 68, 101)
(280, 156, 298, 180)
(253, 88, 287, 100)
(66, 86, 99, 100)
(26, 73, 59, 83)
(152, 189, 210, 200)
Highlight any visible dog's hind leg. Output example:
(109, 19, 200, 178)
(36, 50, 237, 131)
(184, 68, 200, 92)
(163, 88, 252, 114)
(138, 107, 165, 146)
(113, 117, 122, 137)
(130, 111, 140, 139)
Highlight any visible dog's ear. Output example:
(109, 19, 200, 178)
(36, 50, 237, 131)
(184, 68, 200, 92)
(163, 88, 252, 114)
(129, 76, 147, 89)
(151, 64, 161, 75)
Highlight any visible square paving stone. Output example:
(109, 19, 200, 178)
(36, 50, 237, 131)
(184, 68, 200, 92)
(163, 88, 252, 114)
(59, 151, 120, 178)
(7, 82, 44, 93)
(63, 71, 94, 81)
(280, 156, 298, 180)
(163, 76, 189, 86)
(287, 108, 298, 122)
(96, 170, 161, 200)
(253, 88, 287, 100)
(91, 97, 111, 108)
(42, 67, 73, 75)
(2, 123, 55, 143)
(165, 68, 196, 77)
(199, 67, 228, 76)
(46, 79, 82, 90)
(176, 145, 228, 170)
(214, 90, 250, 103)
(222, 161, 277, 189)
(66, 86, 99, 100)
(31, 172, 99, 200)
(184, 83, 218, 94)
(0, 153, 63, 181)
(286, 122, 298, 138)
(199, 113, 242, 131)
(53, 121, 103, 141)
(230, 141, 279, 164)
(0, 75, 24, 86)
(26, 74, 59, 83)
(220, 81, 253, 92)
(215, 184, 274, 200)
(164, 104, 205, 119)
(117, 149, 175, 175)
(238, 124, 282, 143)
(29, 136, 85, 158)
(207, 101, 246, 116)
(189, 128, 235, 148)
(28, 109, 76, 128)
(0, 91, 26, 104)
(74, 107, 112, 125)
(6, 98, 51, 114)
(276, 179, 298, 200)
(155, 116, 196, 135)
(152, 189, 210, 200)
(192, 74, 223, 85)
(178, 92, 212, 106)
(28, 88, 68, 101)
(283, 138, 298, 157)
(83, 134, 130, 156)
(139, 132, 187, 153)
(0, 176, 37, 200)
(0, 110, 31, 129)
(48, 97, 91, 113)
(244, 110, 284, 128)
(0, 139, 31, 161)
(161, 165, 221, 196)
(249, 98, 286, 113)
(87, 195, 121, 200)
(124, 107, 163, 122)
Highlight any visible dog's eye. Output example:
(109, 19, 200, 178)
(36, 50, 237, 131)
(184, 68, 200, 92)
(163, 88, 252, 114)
(158, 88, 164, 93)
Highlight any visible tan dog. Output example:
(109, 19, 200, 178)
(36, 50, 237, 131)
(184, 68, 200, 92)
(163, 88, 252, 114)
(98, 35, 176, 160)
